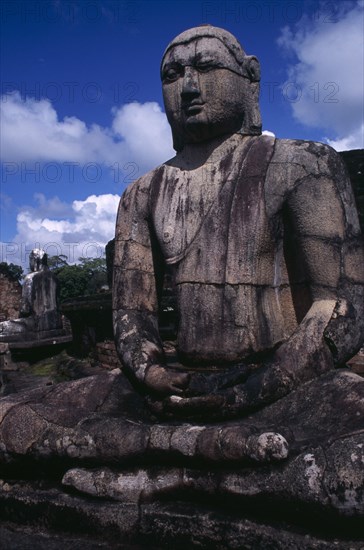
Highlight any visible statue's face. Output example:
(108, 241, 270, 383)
(162, 37, 248, 146)
(29, 254, 36, 272)
(29, 249, 45, 272)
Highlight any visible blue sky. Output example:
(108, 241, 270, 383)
(1, 0, 363, 267)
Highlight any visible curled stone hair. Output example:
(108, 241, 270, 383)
(161, 25, 262, 150)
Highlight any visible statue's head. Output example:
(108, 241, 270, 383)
(29, 248, 48, 272)
(161, 25, 262, 151)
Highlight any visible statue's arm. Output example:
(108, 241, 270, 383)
(236, 142, 364, 409)
(113, 177, 189, 395)
(162, 142, 364, 419)
(276, 142, 364, 372)
(237, 142, 364, 407)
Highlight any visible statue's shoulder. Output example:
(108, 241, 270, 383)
(272, 137, 339, 166)
(268, 138, 346, 194)
(117, 162, 169, 221)
(121, 169, 153, 198)
(121, 161, 170, 201)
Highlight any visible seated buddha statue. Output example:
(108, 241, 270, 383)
(0, 27, 363, 525)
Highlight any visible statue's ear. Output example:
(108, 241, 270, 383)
(244, 56, 260, 82)
(238, 55, 262, 136)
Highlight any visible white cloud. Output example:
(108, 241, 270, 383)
(112, 101, 175, 168)
(0, 93, 176, 266)
(277, 1, 364, 150)
(0, 92, 174, 172)
(1, 193, 120, 267)
(326, 123, 364, 151)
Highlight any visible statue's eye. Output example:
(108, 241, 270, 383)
(163, 66, 182, 82)
(195, 61, 216, 73)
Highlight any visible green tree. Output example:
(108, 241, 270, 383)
(78, 257, 108, 295)
(47, 255, 108, 302)
(55, 264, 90, 302)
(47, 254, 68, 271)
(0, 262, 23, 282)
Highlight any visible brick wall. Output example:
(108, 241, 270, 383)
(0, 274, 22, 322)
(95, 339, 122, 370)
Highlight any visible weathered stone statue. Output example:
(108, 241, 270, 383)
(0, 248, 64, 342)
(0, 26, 363, 546)
(112, 25, 364, 423)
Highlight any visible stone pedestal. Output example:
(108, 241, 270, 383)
(0, 482, 363, 549)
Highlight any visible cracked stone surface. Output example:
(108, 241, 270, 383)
(0, 368, 363, 522)
(1, 25, 364, 548)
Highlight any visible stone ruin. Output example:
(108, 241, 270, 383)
(0, 26, 363, 549)
(0, 272, 22, 323)
(0, 249, 72, 373)
(0, 249, 64, 342)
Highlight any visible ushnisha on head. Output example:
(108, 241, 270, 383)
(161, 25, 262, 151)
(29, 248, 48, 272)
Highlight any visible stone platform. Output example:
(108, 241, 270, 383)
(0, 480, 363, 549)
(0, 333, 73, 374)
(0, 365, 363, 549)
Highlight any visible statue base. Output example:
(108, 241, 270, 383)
(0, 333, 73, 375)
(0, 367, 363, 548)
(0, 481, 363, 549)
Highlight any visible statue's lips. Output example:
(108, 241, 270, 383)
(183, 102, 204, 116)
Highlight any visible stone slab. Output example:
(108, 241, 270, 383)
(7, 334, 73, 350)
(0, 481, 363, 549)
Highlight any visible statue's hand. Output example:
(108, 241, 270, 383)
(161, 393, 226, 419)
(183, 362, 254, 396)
(144, 365, 190, 396)
(155, 363, 295, 420)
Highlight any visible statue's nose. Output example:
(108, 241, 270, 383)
(181, 66, 200, 98)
